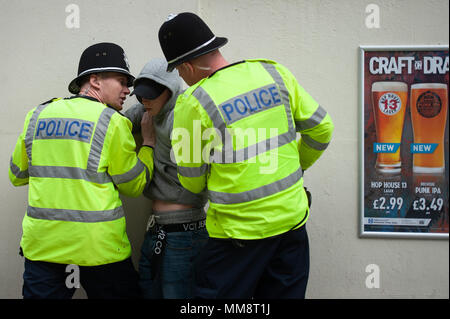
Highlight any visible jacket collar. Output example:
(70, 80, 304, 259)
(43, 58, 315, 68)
(66, 95, 121, 114)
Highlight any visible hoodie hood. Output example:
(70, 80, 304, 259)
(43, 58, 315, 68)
(134, 57, 182, 122)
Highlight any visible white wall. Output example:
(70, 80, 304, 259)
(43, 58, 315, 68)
(0, 0, 448, 299)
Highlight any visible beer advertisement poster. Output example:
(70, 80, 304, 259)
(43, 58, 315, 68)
(360, 46, 449, 238)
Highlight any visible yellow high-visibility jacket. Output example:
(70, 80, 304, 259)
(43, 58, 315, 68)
(171, 59, 334, 239)
(9, 96, 153, 266)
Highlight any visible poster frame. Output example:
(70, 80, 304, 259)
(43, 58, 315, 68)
(359, 45, 449, 239)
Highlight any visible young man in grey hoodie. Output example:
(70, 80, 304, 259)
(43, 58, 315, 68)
(124, 58, 208, 299)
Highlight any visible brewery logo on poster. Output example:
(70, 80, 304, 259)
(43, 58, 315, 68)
(416, 91, 442, 118)
(379, 92, 402, 115)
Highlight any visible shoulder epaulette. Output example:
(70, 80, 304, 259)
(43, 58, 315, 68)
(40, 97, 60, 105)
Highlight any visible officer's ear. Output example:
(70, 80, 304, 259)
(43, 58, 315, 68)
(88, 73, 102, 90)
(181, 62, 195, 75)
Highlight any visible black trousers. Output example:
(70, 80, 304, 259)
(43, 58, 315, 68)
(23, 257, 140, 299)
(194, 225, 310, 299)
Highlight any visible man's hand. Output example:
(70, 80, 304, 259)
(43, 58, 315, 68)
(141, 111, 155, 147)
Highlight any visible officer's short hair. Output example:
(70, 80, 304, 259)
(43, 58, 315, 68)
(78, 72, 114, 91)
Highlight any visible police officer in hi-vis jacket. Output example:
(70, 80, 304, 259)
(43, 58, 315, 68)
(158, 12, 334, 298)
(9, 42, 155, 299)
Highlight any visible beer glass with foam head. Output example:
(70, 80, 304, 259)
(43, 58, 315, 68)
(371, 81, 408, 174)
(410, 83, 448, 174)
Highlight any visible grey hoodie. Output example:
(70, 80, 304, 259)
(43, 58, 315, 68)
(124, 58, 207, 207)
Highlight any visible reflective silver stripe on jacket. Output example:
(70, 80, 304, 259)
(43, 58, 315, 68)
(9, 158, 29, 179)
(208, 167, 303, 204)
(25, 103, 48, 162)
(295, 105, 330, 151)
(178, 164, 209, 178)
(301, 134, 330, 151)
(192, 86, 232, 163)
(259, 62, 296, 136)
(262, 64, 330, 151)
(111, 158, 146, 184)
(192, 62, 297, 164)
(27, 205, 124, 222)
(28, 165, 111, 184)
(87, 107, 116, 174)
(295, 105, 327, 131)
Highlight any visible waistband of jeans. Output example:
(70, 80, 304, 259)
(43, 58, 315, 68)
(152, 207, 206, 225)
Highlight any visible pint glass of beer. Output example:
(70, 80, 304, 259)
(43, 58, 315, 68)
(410, 83, 448, 174)
(372, 81, 408, 174)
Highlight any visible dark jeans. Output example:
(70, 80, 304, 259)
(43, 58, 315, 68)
(194, 225, 310, 299)
(23, 257, 140, 299)
(139, 228, 208, 299)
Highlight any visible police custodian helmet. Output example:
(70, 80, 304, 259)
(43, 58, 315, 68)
(68, 42, 135, 94)
(158, 12, 228, 72)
